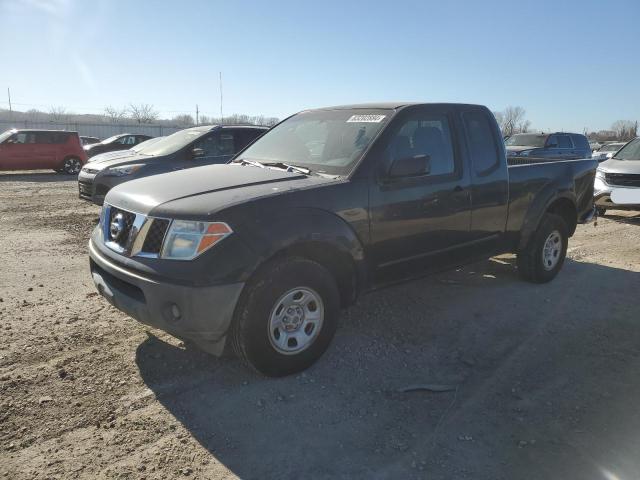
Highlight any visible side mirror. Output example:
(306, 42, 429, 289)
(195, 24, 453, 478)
(389, 154, 430, 178)
(191, 147, 205, 159)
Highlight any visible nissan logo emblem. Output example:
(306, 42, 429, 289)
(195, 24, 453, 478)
(109, 213, 125, 241)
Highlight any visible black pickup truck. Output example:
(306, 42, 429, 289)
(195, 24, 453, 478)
(88, 103, 597, 376)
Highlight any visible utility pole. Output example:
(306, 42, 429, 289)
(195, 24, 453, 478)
(219, 72, 223, 125)
(195, 104, 199, 125)
(7, 87, 12, 114)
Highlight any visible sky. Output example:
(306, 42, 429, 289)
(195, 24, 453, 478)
(0, 0, 638, 132)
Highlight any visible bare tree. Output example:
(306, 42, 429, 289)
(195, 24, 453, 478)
(128, 103, 159, 124)
(501, 106, 527, 136)
(199, 115, 212, 124)
(611, 120, 638, 141)
(104, 106, 127, 123)
(172, 114, 195, 126)
(48, 106, 68, 122)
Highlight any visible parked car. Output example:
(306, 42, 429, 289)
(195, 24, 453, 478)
(84, 133, 152, 158)
(592, 142, 625, 162)
(594, 137, 640, 215)
(80, 136, 101, 146)
(87, 102, 597, 376)
(506, 132, 592, 160)
(78, 125, 267, 204)
(589, 140, 602, 151)
(0, 129, 87, 174)
(86, 137, 164, 163)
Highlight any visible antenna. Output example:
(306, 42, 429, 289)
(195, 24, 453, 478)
(195, 104, 199, 125)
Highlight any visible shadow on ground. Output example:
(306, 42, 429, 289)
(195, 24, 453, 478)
(136, 258, 640, 479)
(0, 171, 77, 182)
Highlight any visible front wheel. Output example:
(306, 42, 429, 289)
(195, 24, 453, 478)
(517, 213, 568, 283)
(62, 157, 82, 175)
(230, 257, 340, 377)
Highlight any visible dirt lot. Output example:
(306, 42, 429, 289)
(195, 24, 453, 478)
(1, 171, 640, 480)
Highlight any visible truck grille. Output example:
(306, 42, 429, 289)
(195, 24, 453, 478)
(605, 173, 640, 188)
(141, 219, 170, 254)
(102, 204, 171, 257)
(108, 207, 136, 249)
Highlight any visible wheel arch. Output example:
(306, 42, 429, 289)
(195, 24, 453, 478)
(518, 189, 577, 251)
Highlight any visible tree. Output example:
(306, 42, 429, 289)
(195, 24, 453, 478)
(104, 106, 127, 123)
(48, 106, 68, 122)
(172, 114, 195, 126)
(199, 115, 212, 124)
(611, 120, 638, 141)
(128, 103, 158, 124)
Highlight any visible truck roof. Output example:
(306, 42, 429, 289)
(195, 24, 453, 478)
(310, 102, 487, 111)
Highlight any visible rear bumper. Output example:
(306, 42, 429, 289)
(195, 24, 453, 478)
(89, 239, 244, 355)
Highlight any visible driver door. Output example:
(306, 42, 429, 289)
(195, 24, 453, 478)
(368, 107, 472, 283)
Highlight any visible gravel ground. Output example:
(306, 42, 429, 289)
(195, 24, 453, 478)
(1, 171, 640, 480)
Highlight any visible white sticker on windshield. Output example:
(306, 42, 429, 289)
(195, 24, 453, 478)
(347, 114, 386, 123)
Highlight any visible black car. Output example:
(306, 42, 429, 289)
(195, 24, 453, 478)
(78, 125, 267, 204)
(88, 102, 596, 376)
(84, 133, 152, 158)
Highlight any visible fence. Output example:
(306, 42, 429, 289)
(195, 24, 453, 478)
(0, 120, 184, 140)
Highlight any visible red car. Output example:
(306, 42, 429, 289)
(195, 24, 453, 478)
(0, 129, 88, 174)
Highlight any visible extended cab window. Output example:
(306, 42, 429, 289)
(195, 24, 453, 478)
(385, 113, 455, 177)
(548, 135, 573, 149)
(463, 111, 500, 174)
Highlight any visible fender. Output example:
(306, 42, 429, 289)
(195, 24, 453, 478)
(237, 206, 369, 299)
(517, 183, 576, 251)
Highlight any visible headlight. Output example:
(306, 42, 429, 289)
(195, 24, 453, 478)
(104, 164, 145, 177)
(519, 150, 533, 157)
(161, 220, 233, 260)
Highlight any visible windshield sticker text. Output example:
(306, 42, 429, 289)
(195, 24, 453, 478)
(346, 115, 386, 123)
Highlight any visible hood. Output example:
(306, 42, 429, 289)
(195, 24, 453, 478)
(88, 149, 138, 164)
(105, 164, 336, 217)
(83, 153, 149, 172)
(597, 158, 640, 175)
(506, 145, 539, 153)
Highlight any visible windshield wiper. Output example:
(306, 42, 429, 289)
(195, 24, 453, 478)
(233, 158, 266, 168)
(263, 162, 311, 175)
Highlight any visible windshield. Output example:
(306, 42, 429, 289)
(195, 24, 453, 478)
(0, 130, 15, 143)
(613, 139, 640, 160)
(132, 137, 162, 152)
(237, 109, 390, 175)
(136, 129, 207, 156)
(101, 134, 124, 144)
(505, 134, 547, 148)
(600, 143, 623, 152)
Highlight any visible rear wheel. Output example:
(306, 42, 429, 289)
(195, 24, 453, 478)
(517, 213, 568, 283)
(62, 157, 82, 175)
(230, 257, 340, 377)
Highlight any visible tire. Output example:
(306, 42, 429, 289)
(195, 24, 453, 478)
(61, 157, 82, 175)
(596, 207, 607, 216)
(517, 213, 568, 283)
(230, 256, 340, 377)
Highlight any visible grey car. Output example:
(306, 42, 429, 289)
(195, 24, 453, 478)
(594, 137, 640, 214)
(78, 125, 268, 205)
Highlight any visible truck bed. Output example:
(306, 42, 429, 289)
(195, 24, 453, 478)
(505, 157, 598, 244)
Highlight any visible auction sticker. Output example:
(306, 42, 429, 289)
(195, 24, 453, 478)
(347, 114, 386, 123)
(611, 188, 640, 205)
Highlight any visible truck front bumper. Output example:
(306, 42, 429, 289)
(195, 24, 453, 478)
(89, 239, 244, 355)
